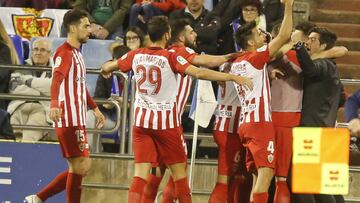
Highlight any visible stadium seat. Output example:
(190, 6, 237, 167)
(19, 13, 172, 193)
(9, 34, 24, 64)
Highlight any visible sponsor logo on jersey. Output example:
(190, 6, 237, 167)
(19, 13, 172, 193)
(54, 57, 62, 68)
(177, 56, 187, 65)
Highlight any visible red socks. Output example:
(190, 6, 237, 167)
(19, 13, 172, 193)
(141, 174, 162, 203)
(253, 192, 268, 203)
(174, 177, 192, 203)
(209, 182, 228, 203)
(162, 176, 176, 203)
(37, 171, 68, 201)
(128, 177, 147, 203)
(66, 173, 83, 203)
(274, 181, 290, 203)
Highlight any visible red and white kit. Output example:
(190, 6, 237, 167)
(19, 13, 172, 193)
(231, 45, 275, 172)
(117, 46, 190, 165)
(51, 42, 97, 158)
(213, 79, 245, 175)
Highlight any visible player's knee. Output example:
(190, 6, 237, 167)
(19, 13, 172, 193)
(69, 157, 91, 176)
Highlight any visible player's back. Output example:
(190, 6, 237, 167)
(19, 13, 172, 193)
(231, 45, 271, 124)
(118, 46, 190, 129)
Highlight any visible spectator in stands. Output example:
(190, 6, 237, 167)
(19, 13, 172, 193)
(1, 0, 61, 10)
(7, 38, 52, 141)
(87, 43, 130, 152)
(124, 26, 145, 50)
(217, 0, 267, 54)
(169, 0, 221, 55)
(72, 0, 132, 39)
(129, 0, 186, 32)
(0, 19, 19, 110)
(292, 27, 345, 203)
(346, 90, 360, 137)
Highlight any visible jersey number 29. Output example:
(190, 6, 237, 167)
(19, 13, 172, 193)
(136, 65, 162, 95)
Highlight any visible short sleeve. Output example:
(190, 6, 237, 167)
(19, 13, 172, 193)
(53, 50, 73, 77)
(182, 47, 197, 62)
(169, 52, 190, 76)
(247, 45, 270, 70)
(117, 50, 135, 72)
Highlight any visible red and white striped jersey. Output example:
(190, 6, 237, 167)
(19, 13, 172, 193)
(231, 45, 271, 124)
(168, 44, 197, 121)
(52, 42, 95, 128)
(214, 80, 241, 133)
(117, 46, 190, 129)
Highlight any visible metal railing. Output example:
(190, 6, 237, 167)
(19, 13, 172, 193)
(0, 64, 130, 154)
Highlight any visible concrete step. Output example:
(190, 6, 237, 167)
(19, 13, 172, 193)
(336, 51, 360, 65)
(337, 38, 360, 52)
(316, 0, 360, 12)
(315, 22, 360, 39)
(311, 9, 360, 24)
(338, 64, 360, 80)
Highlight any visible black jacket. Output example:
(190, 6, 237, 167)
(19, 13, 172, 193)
(295, 45, 343, 127)
(0, 41, 12, 110)
(169, 8, 221, 54)
(263, 0, 284, 32)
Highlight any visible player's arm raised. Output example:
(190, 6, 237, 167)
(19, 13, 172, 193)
(185, 65, 253, 91)
(191, 53, 237, 68)
(268, 0, 293, 58)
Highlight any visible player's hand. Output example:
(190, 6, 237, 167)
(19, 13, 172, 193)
(349, 118, 360, 137)
(232, 75, 253, 91)
(50, 107, 62, 122)
(100, 62, 113, 79)
(269, 69, 285, 80)
(93, 107, 105, 129)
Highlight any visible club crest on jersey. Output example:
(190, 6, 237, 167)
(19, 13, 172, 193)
(267, 154, 274, 163)
(177, 56, 187, 65)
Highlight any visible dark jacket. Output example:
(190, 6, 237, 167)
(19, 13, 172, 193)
(169, 8, 221, 54)
(0, 41, 12, 110)
(263, 0, 284, 32)
(73, 0, 133, 34)
(295, 45, 343, 127)
(345, 89, 360, 122)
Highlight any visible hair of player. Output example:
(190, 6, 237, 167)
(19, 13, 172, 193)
(234, 21, 257, 49)
(295, 21, 316, 36)
(63, 9, 89, 33)
(169, 18, 191, 44)
(147, 16, 170, 42)
(309, 27, 337, 50)
(113, 45, 131, 59)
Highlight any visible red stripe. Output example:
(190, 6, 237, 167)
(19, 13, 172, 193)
(149, 110, 154, 129)
(134, 107, 140, 126)
(157, 111, 162, 129)
(172, 104, 178, 128)
(77, 50, 86, 126)
(166, 110, 171, 129)
(179, 77, 191, 117)
(233, 106, 241, 133)
(72, 53, 81, 127)
(140, 108, 146, 127)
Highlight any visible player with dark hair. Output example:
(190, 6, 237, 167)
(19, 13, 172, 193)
(230, 0, 293, 202)
(141, 18, 240, 203)
(101, 16, 253, 203)
(25, 9, 105, 203)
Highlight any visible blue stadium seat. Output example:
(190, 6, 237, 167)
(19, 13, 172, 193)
(9, 34, 24, 64)
(82, 39, 113, 97)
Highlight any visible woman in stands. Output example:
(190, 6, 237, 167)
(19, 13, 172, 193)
(0, 19, 19, 110)
(124, 26, 145, 50)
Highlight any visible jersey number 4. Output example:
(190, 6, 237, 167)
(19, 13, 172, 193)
(136, 65, 162, 95)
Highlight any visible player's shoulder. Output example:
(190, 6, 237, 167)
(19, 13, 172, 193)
(54, 42, 73, 57)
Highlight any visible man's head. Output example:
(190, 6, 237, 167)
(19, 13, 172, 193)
(235, 21, 267, 50)
(306, 27, 337, 55)
(147, 16, 171, 43)
(63, 9, 91, 43)
(186, 0, 204, 14)
(291, 21, 316, 43)
(170, 19, 197, 48)
(31, 38, 52, 66)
